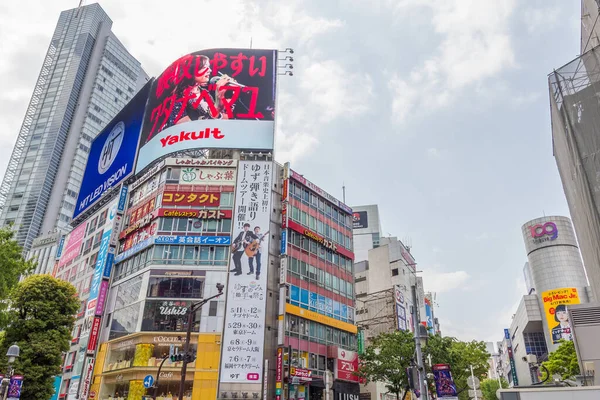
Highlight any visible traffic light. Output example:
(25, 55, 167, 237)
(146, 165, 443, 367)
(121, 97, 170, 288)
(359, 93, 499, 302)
(184, 351, 196, 363)
(170, 352, 196, 363)
(170, 353, 185, 362)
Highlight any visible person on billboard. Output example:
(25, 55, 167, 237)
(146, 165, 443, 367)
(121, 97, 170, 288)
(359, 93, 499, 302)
(246, 226, 268, 280)
(551, 304, 573, 342)
(230, 223, 257, 276)
(164, 55, 235, 129)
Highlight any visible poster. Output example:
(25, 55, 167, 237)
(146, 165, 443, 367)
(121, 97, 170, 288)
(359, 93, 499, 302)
(6, 375, 23, 400)
(219, 161, 272, 384)
(541, 287, 580, 344)
(432, 364, 458, 399)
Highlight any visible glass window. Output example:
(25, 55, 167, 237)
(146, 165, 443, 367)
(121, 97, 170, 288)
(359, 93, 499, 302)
(175, 218, 187, 232)
(109, 302, 141, 340)
(208, 301, 218, 316)
(206, 220, 218, 232)
(200, 247, 211, 260)
(214, 246, 227, 260)
(161, 218, 173, 231)
(141, 300, 199, 332)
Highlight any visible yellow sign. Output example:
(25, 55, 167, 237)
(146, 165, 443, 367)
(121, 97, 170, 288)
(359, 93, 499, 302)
(541, 287, 580, 344)
(285, 303, 358, 333)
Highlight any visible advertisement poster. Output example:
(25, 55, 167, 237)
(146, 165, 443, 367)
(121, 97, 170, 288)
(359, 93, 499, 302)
(73, 82, 150, 219)
(6, 375, 23, 400)
(335, 348, 359, 382)
(541, 287, 580, 344)
(219, 161, 272, 385)
(394, 285, 408, 331)
(432, 364, 458, 399)
(352, 211, 368, 229)
(136, 49, 277, 173)
(57, 222, 87, 268)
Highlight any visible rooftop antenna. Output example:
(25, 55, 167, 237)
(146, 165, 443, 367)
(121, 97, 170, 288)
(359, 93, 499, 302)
(76, 0, 85, 17)
(250, 37, 253, 49)
(342, 182, 346, 204)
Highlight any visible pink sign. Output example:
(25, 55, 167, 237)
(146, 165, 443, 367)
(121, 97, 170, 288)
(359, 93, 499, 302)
(95, 280, 109, 316)
(58, 223, 87, 267)
(335, 348, 359, 382)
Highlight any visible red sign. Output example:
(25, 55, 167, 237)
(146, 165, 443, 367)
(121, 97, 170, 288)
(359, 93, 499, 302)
(120, 211, 155, 239)
(281, 203, 288, 229)
(162, 191, 220, 207)
(157, 208, 232, 219)
(290, 367, 312, 382)
(87, 317, 102, 353)
(335, 348, 359, 382)
(287, 220, 354, 260)
(275, 347, 283, 400)
(123, 222, 157, 251)
(282, 179, 289, 202)
(129, 197, 156, 225)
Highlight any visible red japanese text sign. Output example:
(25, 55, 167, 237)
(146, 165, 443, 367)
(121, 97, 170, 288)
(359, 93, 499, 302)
(162, 191, 220, 207)
(335, 348, 359, 382)
(157, 208, 232, 219)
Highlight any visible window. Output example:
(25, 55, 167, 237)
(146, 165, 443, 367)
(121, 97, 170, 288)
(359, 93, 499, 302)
(208, 301, 218, 316)
(147, 276, 203, 298)
(392, 268, 399, 276)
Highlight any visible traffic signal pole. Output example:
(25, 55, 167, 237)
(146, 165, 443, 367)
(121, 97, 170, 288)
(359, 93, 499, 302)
(152, 356, 169, 400)
(178, 284, 224, 400)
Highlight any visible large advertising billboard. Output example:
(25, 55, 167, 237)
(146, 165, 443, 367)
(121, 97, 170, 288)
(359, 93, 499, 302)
(541, 287, 580, 344)
(219, 161, 272, 388)
(57, 222, 87, 268)
(432, 364, 458, 399)
(73, 83, 150, 219)
(136, 49, 277, 174)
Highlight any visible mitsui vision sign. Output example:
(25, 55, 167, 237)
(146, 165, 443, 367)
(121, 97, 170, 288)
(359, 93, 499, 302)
(73, 82, 151, 219)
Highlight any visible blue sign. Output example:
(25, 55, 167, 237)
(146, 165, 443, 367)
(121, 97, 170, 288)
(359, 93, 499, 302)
(73, 83, 150, 219)
(50, 376, 62, 400)
(103, 251, 115, 278)
(55, 235, 65, 259)
(154, 235, 231, 245)
(118, 185, 129, 212)
(425, 303, 434, 329)
(89, 229, 112, 303)
(504, 328, 510, 340)
(114, 237, 154, 263)
(281, 230, 287, 255)
(143, 375, 155, 389)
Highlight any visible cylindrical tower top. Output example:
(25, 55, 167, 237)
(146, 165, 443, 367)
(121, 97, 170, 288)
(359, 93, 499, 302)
(521, 216, 578, 256)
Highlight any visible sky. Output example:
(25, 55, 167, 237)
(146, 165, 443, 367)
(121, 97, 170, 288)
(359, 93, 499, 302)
(0, 0, 582, 342)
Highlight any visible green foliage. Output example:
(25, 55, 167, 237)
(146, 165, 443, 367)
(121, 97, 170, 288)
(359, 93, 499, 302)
(0, 227, 36, 327)
(480, 378, 508, 400)
(357, 330, 416, 398)
(541, 340, 580, 381)
(424, 336, 490, 400)
(1, 275, 79, 400)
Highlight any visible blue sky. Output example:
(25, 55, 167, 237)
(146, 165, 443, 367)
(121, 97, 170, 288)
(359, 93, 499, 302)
(0, 0, 581, 341)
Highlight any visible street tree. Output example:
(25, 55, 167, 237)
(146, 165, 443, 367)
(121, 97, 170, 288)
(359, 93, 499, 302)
(0, 227, 35, 327)
(480, 377, 508, 400)
(357, 330, 416, 399)
(1, 275, 79, 400)
(541, 339, 580, 381)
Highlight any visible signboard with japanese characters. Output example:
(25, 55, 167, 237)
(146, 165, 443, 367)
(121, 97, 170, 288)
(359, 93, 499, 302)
(179, 167, 237, 186)
(219, 161, 273, 387)
(154, 235, 231, 245)
(335, 348, 359, 382)
(162, 191, 220, 207)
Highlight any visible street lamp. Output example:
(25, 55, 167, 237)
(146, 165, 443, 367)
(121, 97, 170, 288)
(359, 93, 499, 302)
(3, 344, 19, 400)
(417, 325, 428, 348)
(177, 283, 224, 400)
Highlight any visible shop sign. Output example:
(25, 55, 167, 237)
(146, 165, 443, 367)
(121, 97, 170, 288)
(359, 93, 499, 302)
(87, 317, 102, 353)
(287, 220, 354, 260)
(290, 367, 312, 382)
(281, 203, 288, 228)
(285, 304, 357, 334)
(162, 190, 220, 207)
(335, 348, 359, 382)
(123, 223, 157, 251)
(114, 237, 154, 263)
(157, 208, 231, 219)
(337, 394, 359, 400)
(129, 196, 156, 226)
(119, 212, 155, 239)
(179, 167, 237, 186)
(158, 301, 189, 316)
(167, 158, 237, 167)
(263, 359, 269, 400)
(79, 357, 95, 399)
(153, 335, 185, 344)
(275, 347, 283, 397)
(154, 235, 231, 245)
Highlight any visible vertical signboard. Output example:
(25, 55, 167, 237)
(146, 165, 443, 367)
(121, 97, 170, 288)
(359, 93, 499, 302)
(136, 49, 277, 174)
(504, 329, 519, 386)
(432, 364, 458, 399)
(424, 297, 434, 330)
(335, 348, 359, 382)
(57, 223, 87, 268)
(394, 285, 408, 331)
(275, 347, 283, 400)
(6, 375, 24, 400)
(79, 357, 95, 399)
(220, 161, 272, 386)
(541, 287, 580, 344)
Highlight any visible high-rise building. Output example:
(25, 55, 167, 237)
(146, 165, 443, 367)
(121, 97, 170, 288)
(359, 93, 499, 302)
(0, 3, 148, 251)
(351, 204, 382, 262)
(549, 0, 600, 302)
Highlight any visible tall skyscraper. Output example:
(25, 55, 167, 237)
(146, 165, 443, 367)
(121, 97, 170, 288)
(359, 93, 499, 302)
(0, 3, 148, 250)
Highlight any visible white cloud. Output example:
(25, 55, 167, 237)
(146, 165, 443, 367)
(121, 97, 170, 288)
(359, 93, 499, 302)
(390, 0, 517, 123)
(421, 269, 471, 294)
(427, 148, 441, 159)
(523, 6, 561, 34)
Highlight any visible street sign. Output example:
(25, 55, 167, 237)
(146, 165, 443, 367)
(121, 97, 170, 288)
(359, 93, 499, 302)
(468, 389, 482, 397)
(143, 375, 155, 389)
(467, 376, 480, 389)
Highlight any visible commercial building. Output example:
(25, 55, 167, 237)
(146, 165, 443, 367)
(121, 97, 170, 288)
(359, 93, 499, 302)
(0, 3, 148, 253)
(351, 205, 382, 262)
(500, 216, 592, 386)
(549, 0, 600, 303)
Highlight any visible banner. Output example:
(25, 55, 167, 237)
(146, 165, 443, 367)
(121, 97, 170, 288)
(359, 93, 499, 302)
(7, 375, 24, 400)
(58, 222, 87, 268)
(541, 287, 580, 344)
(394, 285, 408, 331)
(136, 49, 277, 173)
(432, 364, 458, 399)
(179, 167, 237, 186)
(219, 161, 272, 386)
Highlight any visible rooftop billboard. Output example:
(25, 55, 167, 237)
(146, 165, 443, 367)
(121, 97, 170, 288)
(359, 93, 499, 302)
(135, 49, 277, 173)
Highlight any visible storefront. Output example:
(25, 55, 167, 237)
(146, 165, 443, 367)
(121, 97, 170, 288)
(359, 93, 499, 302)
(91, 332, 221, 400)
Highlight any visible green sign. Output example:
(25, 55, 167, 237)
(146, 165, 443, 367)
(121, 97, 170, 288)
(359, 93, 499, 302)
(357, 329, 365, 355)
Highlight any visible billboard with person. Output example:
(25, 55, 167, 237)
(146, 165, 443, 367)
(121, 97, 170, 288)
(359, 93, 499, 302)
(135, 49, 277, 173)
(541, 287, 580, 344)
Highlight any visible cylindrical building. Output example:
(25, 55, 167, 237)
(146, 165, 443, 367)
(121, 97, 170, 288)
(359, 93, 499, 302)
(521, 216, 590, 351)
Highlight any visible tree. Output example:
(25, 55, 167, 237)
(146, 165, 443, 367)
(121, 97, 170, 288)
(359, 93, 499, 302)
(424, 336, 490, 400)
(357, 330, 416, 399)
(480, 378, 508, 400)
(1, 275, 79, 400)
(0, 227, 36, 327)
(541, 340, 580, 381)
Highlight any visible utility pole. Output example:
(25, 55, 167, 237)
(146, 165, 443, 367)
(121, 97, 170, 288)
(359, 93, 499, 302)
(411, 285, 427, 400)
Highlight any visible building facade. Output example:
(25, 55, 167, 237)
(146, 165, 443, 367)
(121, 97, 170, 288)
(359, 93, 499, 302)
(0, 3, 147, 251)
(351, 204, 382, 263)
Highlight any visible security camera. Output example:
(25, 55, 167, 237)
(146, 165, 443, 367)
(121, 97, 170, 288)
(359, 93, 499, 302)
(521, 356, 528, 362)
(216, 283, 225, 294)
